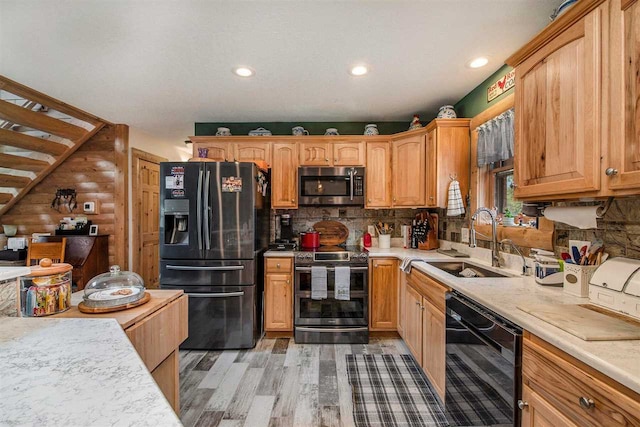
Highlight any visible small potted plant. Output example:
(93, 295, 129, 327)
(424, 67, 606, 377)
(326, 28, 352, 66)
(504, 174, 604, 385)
(502, 209, 515, 226)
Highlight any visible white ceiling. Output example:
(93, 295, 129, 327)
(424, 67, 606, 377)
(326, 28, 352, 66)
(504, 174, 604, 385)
(0, 0, 558, 143)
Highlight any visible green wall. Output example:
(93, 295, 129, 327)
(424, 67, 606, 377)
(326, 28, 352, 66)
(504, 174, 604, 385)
(454, 64, 514, 118)
(195, 121, 411, 136)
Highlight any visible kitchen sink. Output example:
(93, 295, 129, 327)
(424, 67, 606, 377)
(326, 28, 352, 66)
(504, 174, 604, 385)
(426, 261, 511, 278)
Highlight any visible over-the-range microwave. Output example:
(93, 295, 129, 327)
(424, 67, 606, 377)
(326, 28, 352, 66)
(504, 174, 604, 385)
(298, 166, 365, 206)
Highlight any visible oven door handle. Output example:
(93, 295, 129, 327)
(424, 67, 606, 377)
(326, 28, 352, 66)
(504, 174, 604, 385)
(295, 266, 368, 271)
(295, 326, 369, 333)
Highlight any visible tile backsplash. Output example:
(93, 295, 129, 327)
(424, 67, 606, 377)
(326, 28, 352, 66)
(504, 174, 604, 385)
(437, 197, 640, 260)
(272, 207, 427, 246)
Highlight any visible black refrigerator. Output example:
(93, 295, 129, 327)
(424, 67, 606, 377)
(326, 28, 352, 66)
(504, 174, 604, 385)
(159, 162, 269, 350)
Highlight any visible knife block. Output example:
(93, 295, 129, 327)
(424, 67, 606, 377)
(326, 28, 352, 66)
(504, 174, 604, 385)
(417, 213, 439, 251)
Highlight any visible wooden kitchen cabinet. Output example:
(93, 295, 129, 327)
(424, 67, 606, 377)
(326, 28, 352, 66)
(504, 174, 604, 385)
(403, 267, 450, 401)
(606, 0, 640, 193)
(365, 141, 392, 208)
(391, 133, 426, 207)
(369, 258, 398, 331)
(422, 299, 446, 400)
(521, 384, 578, 427)
(333, 141, 365, 166)
(299, 140, 365, 166)
(234, 141, 272, 167)
(397, 270, 408, 338)
(424, 119, 471, 208)
(272, 142, 298, 208)
(403, 282, 423, 361)
(264, 257, 293, 332)
(190, 137, 270, 165)
(54, 290, 188, 413)
(521, 332, 640, 426)
(506, 1, 608, 200)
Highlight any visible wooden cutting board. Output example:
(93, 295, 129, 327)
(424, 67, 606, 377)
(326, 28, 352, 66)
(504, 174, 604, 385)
(517, 303, 640, 341)
(313, 220, 349, 246)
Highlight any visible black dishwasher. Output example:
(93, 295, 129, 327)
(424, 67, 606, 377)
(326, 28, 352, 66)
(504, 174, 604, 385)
(445, 291, 522, 427)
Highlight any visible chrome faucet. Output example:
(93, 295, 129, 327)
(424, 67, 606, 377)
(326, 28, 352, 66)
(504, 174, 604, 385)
(469, 207, 500, 267)
(500, 238, 531, 276)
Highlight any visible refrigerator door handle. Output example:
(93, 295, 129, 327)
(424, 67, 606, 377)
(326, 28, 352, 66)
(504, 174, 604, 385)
(166, 265, 245, 271)
(204, 169, 211, 250)
(197, 169, 204, 251)
(187, 292, 245, 298)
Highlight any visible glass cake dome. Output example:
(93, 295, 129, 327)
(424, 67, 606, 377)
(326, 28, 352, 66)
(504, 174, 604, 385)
(83, 265, 145, 308)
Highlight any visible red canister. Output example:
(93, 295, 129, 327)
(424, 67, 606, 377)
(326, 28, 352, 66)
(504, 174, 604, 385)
(300, 231, 320, 249)
(363, 232, 372, 247)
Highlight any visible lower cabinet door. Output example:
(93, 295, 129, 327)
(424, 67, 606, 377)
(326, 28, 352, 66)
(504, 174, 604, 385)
(370, 258, 397, 330)
(422, 300, 446, 401)
(520, 384, 578, 427)
(265, 273, 293, 331)
(404, 284, 423, 362)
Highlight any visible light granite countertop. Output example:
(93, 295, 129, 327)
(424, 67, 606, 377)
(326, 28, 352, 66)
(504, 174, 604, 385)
(0, 317, 182, 427)
(367, 243, 640, 395)
(0, 266, 31, 281)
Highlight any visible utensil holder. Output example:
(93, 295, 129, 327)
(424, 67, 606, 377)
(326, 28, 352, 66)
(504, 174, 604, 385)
(378, 234, 391, 249)
(563, 264, 599, 297)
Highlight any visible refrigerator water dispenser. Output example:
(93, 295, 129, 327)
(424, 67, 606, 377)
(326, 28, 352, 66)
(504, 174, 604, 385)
(164, 199, 190, 245)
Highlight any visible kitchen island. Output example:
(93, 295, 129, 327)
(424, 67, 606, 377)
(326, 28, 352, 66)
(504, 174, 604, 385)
(0, 317, 182, 426)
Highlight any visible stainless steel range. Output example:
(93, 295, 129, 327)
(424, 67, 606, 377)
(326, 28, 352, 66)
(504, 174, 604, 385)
(294, 246, 369, 344)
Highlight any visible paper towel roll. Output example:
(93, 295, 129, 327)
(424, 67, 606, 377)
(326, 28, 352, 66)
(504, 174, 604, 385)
(543, 206, 599, 229)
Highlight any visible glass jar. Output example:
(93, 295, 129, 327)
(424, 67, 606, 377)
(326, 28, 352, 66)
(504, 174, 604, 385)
(21, 262, 73, 317)
(82, 265, 145, 309)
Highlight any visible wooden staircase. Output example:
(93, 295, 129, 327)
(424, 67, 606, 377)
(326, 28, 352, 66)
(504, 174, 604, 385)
(0, 75, 111, 216)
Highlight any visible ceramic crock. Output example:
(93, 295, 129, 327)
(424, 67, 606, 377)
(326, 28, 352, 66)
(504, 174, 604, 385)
(364, 124, 379, 135)
(437, 105, 457, 119)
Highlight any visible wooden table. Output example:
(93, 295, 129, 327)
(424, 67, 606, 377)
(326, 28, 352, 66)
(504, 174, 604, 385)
(53, 289, 188, 412)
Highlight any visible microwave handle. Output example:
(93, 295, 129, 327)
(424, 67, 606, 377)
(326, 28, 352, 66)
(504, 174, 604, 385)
(349, 168, 355, 201)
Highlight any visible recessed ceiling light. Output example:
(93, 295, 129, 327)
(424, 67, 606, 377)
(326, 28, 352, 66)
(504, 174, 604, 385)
(233, 67, 254, 77)
(467, 57, 489, 68)
(349, 65, 368, 76)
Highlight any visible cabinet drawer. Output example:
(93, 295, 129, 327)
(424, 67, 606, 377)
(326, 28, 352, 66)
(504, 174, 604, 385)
(266, 258, 293, 273)
(523, 336, 640, 427)
(406, 269, 449, 312)
(126, 295, 188, 372)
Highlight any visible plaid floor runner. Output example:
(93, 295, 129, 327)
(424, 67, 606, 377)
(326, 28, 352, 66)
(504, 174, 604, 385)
(346, 354, 448, 427)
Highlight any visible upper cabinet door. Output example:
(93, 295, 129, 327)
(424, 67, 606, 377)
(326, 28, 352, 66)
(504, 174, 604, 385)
(513, 8, 602, 199)
(365, 141, 392, 208)
(333, 141, 365, 166)
(272, 142, 298, 209)
(299, 141, 331, 166)
(195, 142, 232, 161)
(392, 135, 426, 207)
(234, 142, 272, 168)
(606, 0, 640, 192)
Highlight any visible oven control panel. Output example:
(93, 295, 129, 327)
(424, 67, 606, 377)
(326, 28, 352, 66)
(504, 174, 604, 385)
(294, 251, 369, 265)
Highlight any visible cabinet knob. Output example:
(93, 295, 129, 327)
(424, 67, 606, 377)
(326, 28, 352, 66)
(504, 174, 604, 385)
(517, 400, 529, 410)
(277, 263, 280, 268)
(579, 397, 595, 410)
(374, 264, 378, 268)
(334, 158, 338, 162)
(605, 167, 619, 176)
(429, 196, 434, 200)
(286, 279, 290, 284)
(415, 301, 420, 306)
(420, 305, 425, 311)
(368, 199, 372, 202)
(291, 199, 295, 203)
(393, 198, 396, 202)
(325, 158, 329, 162)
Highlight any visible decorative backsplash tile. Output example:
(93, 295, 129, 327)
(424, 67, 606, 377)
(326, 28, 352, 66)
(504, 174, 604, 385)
(272, 207, 424, 246)
(437, 197, 640, 259)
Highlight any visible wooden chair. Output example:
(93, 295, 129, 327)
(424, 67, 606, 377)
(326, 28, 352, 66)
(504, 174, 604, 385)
(27, 238, 67, 266)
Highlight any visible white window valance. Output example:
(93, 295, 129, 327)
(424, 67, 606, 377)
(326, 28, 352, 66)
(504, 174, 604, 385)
(476, 108, 514, 167)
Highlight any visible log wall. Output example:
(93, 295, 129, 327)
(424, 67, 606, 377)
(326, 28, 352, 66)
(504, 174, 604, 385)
(0, 124, 128, 268)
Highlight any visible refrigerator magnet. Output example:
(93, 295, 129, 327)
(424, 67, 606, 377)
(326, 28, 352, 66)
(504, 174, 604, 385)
(222, 177, 242, 192)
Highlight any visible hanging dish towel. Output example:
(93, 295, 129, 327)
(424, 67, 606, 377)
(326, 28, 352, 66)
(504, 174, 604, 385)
(447, 179, 465, 216)
(334, 266, 351, 300)
(311, 266, 328, 300)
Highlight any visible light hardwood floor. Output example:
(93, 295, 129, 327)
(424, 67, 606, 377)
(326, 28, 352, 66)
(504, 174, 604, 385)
(179, 336, 410, 427)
